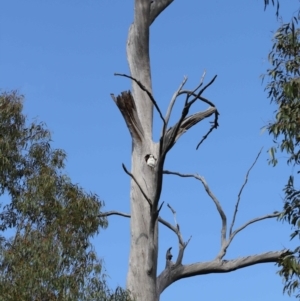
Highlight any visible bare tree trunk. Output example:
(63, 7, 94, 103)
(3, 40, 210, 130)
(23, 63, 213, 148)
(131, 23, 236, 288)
(126, 2, 158, 300)
(105, 1, 290, 300)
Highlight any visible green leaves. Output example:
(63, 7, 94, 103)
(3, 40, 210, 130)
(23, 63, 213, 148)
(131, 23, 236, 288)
(264, 13, 300, 297)
(265, 20, 300, 166)
(0, 91, 130, 301)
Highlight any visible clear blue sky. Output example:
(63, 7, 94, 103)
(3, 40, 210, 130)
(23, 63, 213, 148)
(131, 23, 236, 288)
(1, 0, 299, 300)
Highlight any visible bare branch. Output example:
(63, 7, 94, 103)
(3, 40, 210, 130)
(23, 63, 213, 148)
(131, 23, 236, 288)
(99, 211, 130, 218)
(166, 203, 185, 246)
(122, 163, 152, 207)
(196, 111, 219, 149)
(229, 149, 263, 236)
(165, 203, 191, 265)
(164, 170, 227, 246)
(162, 75, 218, 154)
(216, 212, 280, 260)
(155, 201, 165, 218)
(167, 203, 177, 224)
(163, 76, 188, 134)
(188, 75, 217, 107)
(186, 70, 207, 103)
(99, 210, 187, 242)
(157, 216, 179, 236)
(157, 249, 289, 295)
(149, 0, 174, 25)
(230, 212, 280, 244)
(178, 75, 217, 109)
(178, 93, 216, 108)
(114, 73, 166, 127)
(163, 107, 216, 154)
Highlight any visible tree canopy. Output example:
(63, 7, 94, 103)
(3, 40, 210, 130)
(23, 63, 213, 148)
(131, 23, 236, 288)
(263, 3, 300, 297)
(0, 91, 131, 301)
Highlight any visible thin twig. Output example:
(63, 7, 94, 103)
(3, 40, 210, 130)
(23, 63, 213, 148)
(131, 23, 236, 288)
(122, 163, 152, 207)
(229, 149, 263, 236)
(196, 111, 219, 149)
(114, 73, 166, 126)
(166, 202, 191, 265)
(158, 216, 185, 245)
(215, 212, 282, 260)
(162, 75, 217, 156)
(157, 201, 165, 216)
(176, 94, 216, 107)
(191, 70, 207, 95)
(167, 203, 177, 225)
(163, 77, 188, 134)
(181, 71, 207, 107)
(164, 170, 227, 246)
(99, 210, 186, 242)
(230, 212, 280, 243)
(188, 75, 217, 107)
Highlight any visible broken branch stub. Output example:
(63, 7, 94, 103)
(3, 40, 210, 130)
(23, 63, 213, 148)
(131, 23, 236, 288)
(111, 91, 144, 142)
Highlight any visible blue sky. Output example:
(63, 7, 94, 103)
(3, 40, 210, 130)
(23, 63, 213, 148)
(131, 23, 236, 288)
(1, 0, 300, 300)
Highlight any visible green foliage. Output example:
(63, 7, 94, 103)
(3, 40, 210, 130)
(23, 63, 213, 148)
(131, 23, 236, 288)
(264, 0, 280, 17)
(276, 176, 300, 297)
(264, 13, 300, 297)
(0, 91, 132, 301)
(264, 19, 300, 166)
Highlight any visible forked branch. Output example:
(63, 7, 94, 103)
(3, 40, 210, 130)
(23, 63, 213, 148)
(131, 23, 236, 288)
(157, 249, 289, 295)
(230, 212, 280, 244)
(166, 203, 192, 265)
(164, 170, 227, 246)
(216, 212, 280, 259)
(161, 74, 218, 155)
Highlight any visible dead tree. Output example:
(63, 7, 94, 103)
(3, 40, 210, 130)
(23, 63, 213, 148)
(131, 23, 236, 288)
(101, 1, 288, 300)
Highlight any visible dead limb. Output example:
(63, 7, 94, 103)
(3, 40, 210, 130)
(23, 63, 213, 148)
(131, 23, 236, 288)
(163, 76, 188, 136)
(157, 249, 289, 295)
(163, 108, 216, 152)
(229, 148, 263, 236)
(99, 210, 188, 242)
(114, 73, 166, 127)
(166, 203, 192, 265)
(217, 212, 281, 260)
(196, 111, 219, 149)
(230, 212, 280, 245)
(98, 211, 130, 218)
(161, 75, 218, 155)
(164, 170, 227, 247)
(122, 163, 152, 207)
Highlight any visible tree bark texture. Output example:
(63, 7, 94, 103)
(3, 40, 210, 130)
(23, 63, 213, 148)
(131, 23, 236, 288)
(126, 2, 158, 300)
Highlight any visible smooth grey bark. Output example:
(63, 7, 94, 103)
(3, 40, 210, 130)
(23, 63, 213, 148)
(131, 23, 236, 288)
(106, 1, 290, 300)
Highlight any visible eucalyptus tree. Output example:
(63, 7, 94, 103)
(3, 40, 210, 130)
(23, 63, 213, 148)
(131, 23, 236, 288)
(263, 3, 300, 296)
(101, 1, 289, 300)
(0, 91, 131, 301)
